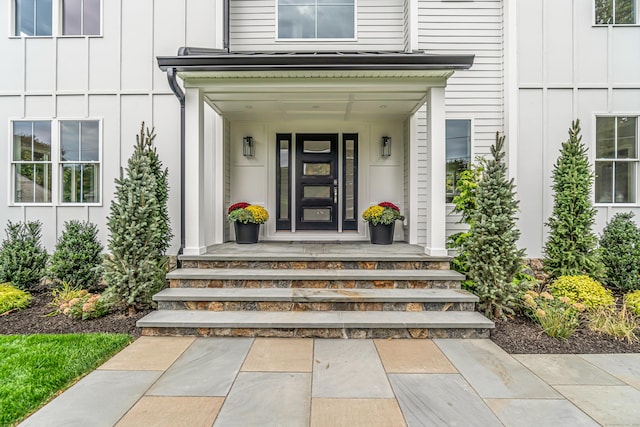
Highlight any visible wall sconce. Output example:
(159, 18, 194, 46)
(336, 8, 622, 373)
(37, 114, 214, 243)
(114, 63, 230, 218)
(243, 136, 254, 158)
(381, 136, 392, 158)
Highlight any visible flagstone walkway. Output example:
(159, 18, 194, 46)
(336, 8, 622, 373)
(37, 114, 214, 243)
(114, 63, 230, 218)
(20, 338, 640, 426)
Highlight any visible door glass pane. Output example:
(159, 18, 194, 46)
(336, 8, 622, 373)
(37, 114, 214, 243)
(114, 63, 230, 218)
(345, 139, 355, 220)
(13, 122, 33, 161)
(615, 162, 635, 203)
(304, 185, 331, 198)
(596, 117, 616, 158)
(279, 140, 289, 220)
(63, 0, 82, 34)
(617, 117, 637, 159)
(595, 161, 614, 203)
(80, 121, 99, 161)
(303, 208, 331, 221)
(83, 0, 101, 35)
(303, 140, 331, 153)
(303, 162, 330, 176)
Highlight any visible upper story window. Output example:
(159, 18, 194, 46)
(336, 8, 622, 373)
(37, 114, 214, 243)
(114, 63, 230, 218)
(595, 0, 637, 25)
(445, 120, 472, 203)
(595, 116, 638, 204)
(277, 0, 355, 39)
(62, 0, 100, 35)
(14, 0, 52, 36)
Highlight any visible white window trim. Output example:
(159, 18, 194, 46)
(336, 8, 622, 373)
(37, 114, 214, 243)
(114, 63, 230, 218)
(593, 0, 640, 26)
(592, 113, 640, 207)
(445, 117, 474, 206)
(9, 0, 103, 38)
(8, 118, 103, 207)
(274, 0, 358, 42)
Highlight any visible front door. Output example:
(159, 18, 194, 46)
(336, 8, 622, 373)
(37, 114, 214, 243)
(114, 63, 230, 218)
(295, 134, 338, 231)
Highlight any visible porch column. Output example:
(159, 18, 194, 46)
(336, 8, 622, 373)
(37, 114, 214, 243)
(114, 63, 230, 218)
(425, 87, 448, 256)
(183, 87, 206, 255)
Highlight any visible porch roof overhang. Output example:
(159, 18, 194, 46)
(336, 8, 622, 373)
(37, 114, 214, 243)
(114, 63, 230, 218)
(158, 49, 474, 120)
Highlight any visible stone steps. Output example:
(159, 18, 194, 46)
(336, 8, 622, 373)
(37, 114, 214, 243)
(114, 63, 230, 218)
(137, 310, 494, 339)
(154, 288, 478, 312)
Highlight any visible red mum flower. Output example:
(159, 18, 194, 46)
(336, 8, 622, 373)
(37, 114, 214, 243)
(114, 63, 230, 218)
(378, 202, 400, 212)
(228, 202, 250, 214)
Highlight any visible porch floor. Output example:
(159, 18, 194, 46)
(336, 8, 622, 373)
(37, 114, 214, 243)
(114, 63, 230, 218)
(182, 242, 450, 262)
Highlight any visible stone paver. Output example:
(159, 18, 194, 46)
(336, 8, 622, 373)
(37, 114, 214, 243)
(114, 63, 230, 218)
(555, 384, 640, 426)
(116, 396, 224, 427)
(514, 354, 624, 386)
(374, 339, 457, 373)
(312, 339, 393, 398)
(99, 336, 195, 371)
(147, 338, 252, 396)
(310, 398, 406, 427)
(579, 353, 640, 390)
(484, 399, 599, 427)
(241, 338, 313, 372)
(435, 339, 560, 398)
(213, 372, 311, 427)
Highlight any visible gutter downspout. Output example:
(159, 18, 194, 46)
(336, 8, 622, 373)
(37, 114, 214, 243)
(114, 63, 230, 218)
(166, 64, 185, 268)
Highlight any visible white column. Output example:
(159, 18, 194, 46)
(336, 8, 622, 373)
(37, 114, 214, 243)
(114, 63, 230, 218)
(408, 114, 419, 245)
(183, 87, 206, 255)
(425, 87, 448, 256)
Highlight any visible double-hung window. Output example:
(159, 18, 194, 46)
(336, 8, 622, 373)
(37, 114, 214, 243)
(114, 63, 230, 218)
(14, 0, 52, 36)
(62, 0, 101, 35)
(278, 0, 355, 39)
(595, 116, 638, 204)
(11, 120, 101, 205)
(595, 0, 637, 25)
(445, 120, 472, 203)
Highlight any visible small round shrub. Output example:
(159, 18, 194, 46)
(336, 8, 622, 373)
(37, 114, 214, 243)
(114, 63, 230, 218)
(48, 220, 104, 290)
(0, 283, 32, 314)
(0, 221, 48, 291)
(625, 290, 640, 316)
(600, 212, 640, 291)
(550, 275, 615, 311)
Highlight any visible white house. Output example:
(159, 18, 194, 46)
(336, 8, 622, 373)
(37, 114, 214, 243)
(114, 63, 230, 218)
(1, 0, 639, 260)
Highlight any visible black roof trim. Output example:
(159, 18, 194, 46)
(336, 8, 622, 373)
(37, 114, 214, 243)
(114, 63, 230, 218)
(157, 48, 474, 72)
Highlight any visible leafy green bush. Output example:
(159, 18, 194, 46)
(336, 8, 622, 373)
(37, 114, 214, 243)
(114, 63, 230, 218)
(550, 275, 614, 311)
(544, 120, 604, 278)
(0, 283, 32, 314)
(48, 221, 104, 290)
(600, 213, 640, 291)
(0, 221, 48, 291)
(624, 290, 640, 316)
(523, 290, 584, 340)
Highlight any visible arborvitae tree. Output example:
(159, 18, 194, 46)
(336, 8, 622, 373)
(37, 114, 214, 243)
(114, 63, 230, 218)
(600, 212, 640, 291)
(463, 133, 526, 319)
(48, 220, 104, 290)
(104, 124, 172, 312)
(0, 221, 48, 291)
(543, 120, 603, 278)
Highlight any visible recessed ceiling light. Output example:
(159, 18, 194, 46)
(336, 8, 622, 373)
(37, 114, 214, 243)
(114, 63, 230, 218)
(312, 105, 320, 109)
(245, 105, 253, 109)
(379, 105, 387, 109)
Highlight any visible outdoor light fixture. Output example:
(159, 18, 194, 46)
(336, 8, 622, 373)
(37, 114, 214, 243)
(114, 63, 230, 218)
(381, 136, 392, 157)
(243, 136, 254, 158)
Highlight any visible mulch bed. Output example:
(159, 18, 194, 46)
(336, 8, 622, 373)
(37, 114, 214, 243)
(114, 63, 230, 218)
(2, 291, 639, 354)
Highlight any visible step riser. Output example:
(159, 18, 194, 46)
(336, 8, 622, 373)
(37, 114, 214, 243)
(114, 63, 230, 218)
(141, 327, 490, 339)
(157, 301, 476, 312)
(170, 279, 462, 290)
(181, 260, 451, 270)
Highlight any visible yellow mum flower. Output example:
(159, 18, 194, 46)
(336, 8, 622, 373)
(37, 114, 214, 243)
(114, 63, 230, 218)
(362, 205, 385, 222)
(246, 205, 269, 224)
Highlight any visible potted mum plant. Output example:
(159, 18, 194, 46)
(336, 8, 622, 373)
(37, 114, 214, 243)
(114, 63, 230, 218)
(228, 202, 269, 244)
(362, 202, 404, 245)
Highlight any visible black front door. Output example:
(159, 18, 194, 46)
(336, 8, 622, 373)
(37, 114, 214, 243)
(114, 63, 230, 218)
(295, 134, 338, 231)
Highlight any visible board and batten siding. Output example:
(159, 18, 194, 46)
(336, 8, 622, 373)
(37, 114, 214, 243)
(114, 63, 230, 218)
(229, 0, 406, 51)
(417, 0, 505, 246)
(516, 0, 640, 258)
(0, 0, 222, 252)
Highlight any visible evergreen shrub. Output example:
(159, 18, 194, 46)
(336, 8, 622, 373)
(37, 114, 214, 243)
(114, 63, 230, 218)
(0, 221, 48, 291)
(600, 213, 640, 291)
(48, 221, 104, 290)
(550, 275, 614, 311)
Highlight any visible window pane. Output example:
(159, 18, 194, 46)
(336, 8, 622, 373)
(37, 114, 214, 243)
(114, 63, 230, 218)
(595, 161, 614, 203)
(35, 162, 51, 202)
(345, 139, 355, 220)
(13, 121, 33, 161)
(615, 161, 636, 203)
(35, 0, 52, 36)
(596, 117, 616, 158)
(616, 0, 636, 23)
(83, 0, 100, 34)
(82, 164, 99, 202)
(279, 140, 289, 220)
(303, 185, 331, 198)
(15, 164, 33, 202)
(303, 140, 331, 153)
(617, 117, 637, 158)
(303, 208, 331, 221)
(303, 162, 330, 176)
(15, 163, 51, 203)
(317, 5, 354, 38)
(80, 121, 99, 161)
(60, 121, 80, 161)
(278, 5, 315, 38)
(446, 120, 471, 203)
(63, 0, 81, 34)
(16, 0, 35, 36)
(595, 0, 614, 24)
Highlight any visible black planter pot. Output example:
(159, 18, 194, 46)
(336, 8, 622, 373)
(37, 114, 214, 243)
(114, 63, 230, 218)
(234, 222, 260, 244)
(369, 222, 395, 245)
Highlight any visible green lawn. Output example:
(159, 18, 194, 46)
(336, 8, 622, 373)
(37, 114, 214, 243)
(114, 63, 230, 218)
(0, 333, 132, 427)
